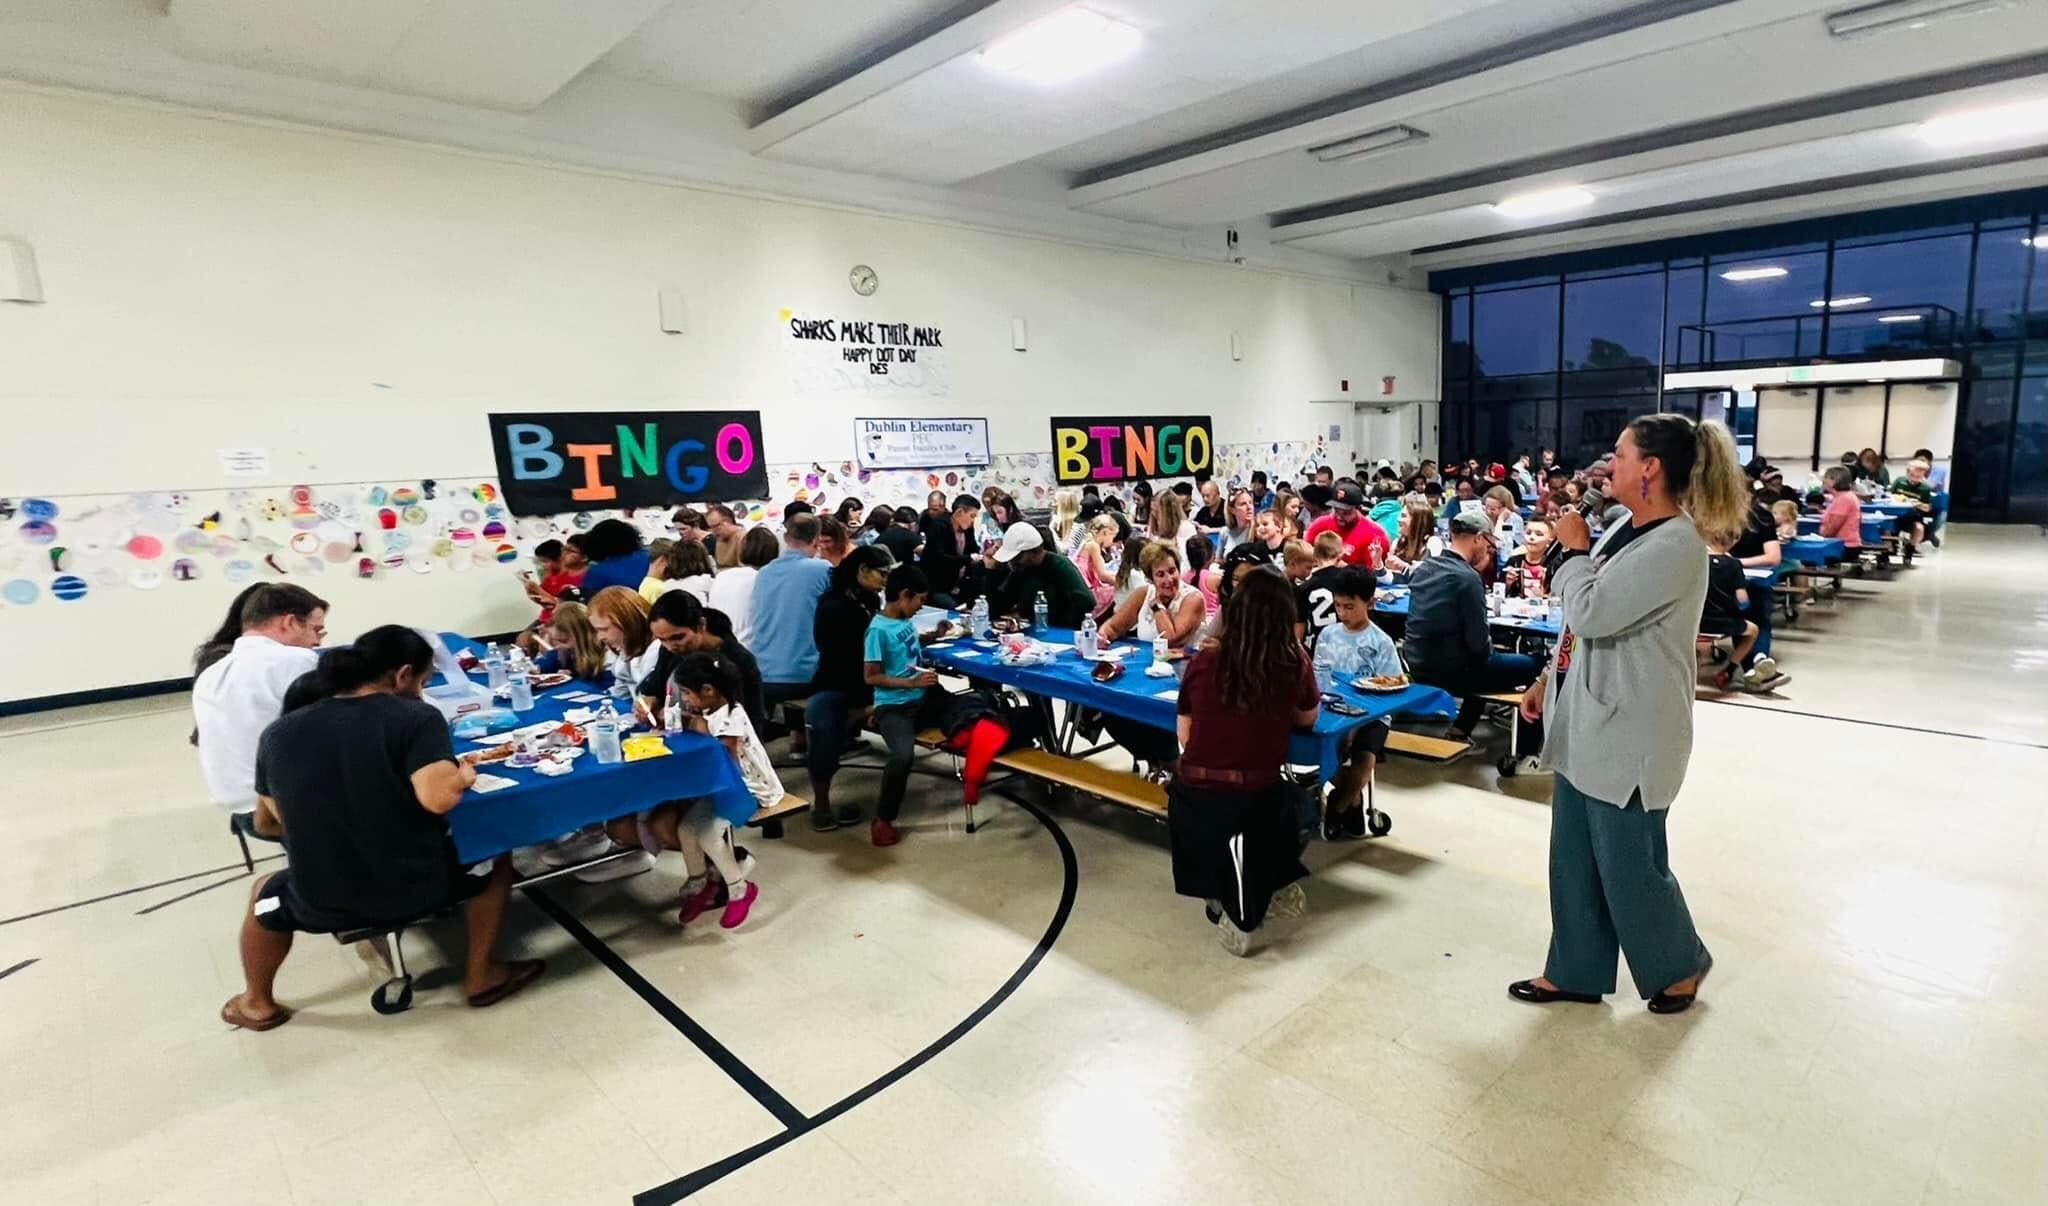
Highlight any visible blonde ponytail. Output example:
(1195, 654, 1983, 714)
(1683, 419, 1748, 540)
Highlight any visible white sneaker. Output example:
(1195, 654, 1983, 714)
(1741, 656, 1779, 687)
(573, 848, 657, 883)
(1266, 881, 1310, 921)
(541, 829, 614, 867)
(1216, 914, 1254, 957)
(1511, 755, 1551, 777)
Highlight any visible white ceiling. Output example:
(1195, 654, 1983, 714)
(4, 0, 2048, 278)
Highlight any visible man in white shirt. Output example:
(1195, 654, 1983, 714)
(193, 584, 329, 842)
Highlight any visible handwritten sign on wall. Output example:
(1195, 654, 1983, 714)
(1049, 416, 1215, 484)
(782, 310, 951, 397)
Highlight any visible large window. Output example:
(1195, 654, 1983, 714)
(1434, 190, 2048, 521)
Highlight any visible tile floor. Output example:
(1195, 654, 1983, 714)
(3, 525, 2045, 1205)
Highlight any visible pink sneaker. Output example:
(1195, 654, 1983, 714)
(677, 878, 721, 925)
(719, 881, 759, 929)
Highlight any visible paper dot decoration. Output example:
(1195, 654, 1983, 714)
(381, 552, 407, 571)
(431, 538, 455, 558)
(264, 554, 289, 575)
(127, 534, 163, 560)
(19, 520, 56, 545)
(321, 542, 352, 564)
(296, 557, 324, 575)
(365, 487, 389, 506)
(130, 568, 163, 590)
(289, 485, 313, 507)
(3, 579, 36, 605)
(391, 487, 420, 506)
(289, 531, 320, 555)
(383, 531, 412, 552)
(22, 498, 58, 522)
(315, 521, 353, 545)
(49, 548, 76, 573)
(458, 507, 481, 525)
(260, 499, 285, 520)
(290, 510, 320, 531)
(945, 472, 959, 486)
(317, 500, 344, 520)
(0, 499, 15, 520)
(482, 521, 506, 540)
(92, 567, 122, 590)
(493, 543, 518, 564)
(472, 483, 498, 503)
(450, 528, 476, 546)
(571, 512, 594, 531)
(401, 505, 428, 526)
(408, 554, 432, 574)
(51, 574, 88, 601)
(174, 558, 202, 581)
(356, 557, 377, 578)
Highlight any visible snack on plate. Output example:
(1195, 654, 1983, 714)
(473, 743, 516, 763)
(531, 672, 571, 690)
(1356, 674, 1410, 693)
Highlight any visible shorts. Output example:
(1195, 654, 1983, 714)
(252, 860, 494, 936)
(1339, 720, 1390, 760)
(1699, 615, 1748, 639)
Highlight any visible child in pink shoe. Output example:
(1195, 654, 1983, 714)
(667, 652, 780, 929)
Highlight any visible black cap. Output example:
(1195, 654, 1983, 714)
(1299, 483, 1334, 507)
(1331, 483, 1366, 509)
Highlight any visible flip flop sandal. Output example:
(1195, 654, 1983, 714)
(466, 959, 545, 1008)
(220, 997, 292, 1031)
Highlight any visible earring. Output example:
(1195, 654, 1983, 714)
(1640, 478, 1650, 501)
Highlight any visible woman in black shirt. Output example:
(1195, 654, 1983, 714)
(807, 546, 895, 830)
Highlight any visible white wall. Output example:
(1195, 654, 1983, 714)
(0, 87, 1440, 702)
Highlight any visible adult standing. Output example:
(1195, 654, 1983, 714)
(193, 584, 329, 844)
(1510, 413, 1745, 1014)
(749, 512, 833, 730)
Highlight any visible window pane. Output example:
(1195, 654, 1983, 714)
(1969, 226, 2036, 343)
(1446, 292, 1474, 382)
(2011, 376, 2048, 526)
(1563, 272, 1663, 370)
(1666, 266, 1705, 368)
(1560, 395, 1658, 470)
(1951, 377, 2014, 517)
(1704, 248, 1828, 361)
(1467, 399, 1557, 465)
(1472, 284, 1560, 377)
(1824, 233, 1972, 354)
(1834, 223, 1972, 248)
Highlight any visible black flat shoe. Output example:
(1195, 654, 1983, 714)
(1648, 954, 1714, 1015)
(229, 811, 283, 844)
(1508, 979, 1602, 1005)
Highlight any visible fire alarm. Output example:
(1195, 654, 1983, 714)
(1381, 376, 1397, 396)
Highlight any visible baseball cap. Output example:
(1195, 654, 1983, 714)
(1331, 483, 1366, 510)
(1299, 483, 1334, 508)
(992, 522, 1043, 563)
(1448, 510, 1493, 538)
(1486, 462, 1508, 481)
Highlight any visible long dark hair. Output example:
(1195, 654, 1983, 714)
(285, 625, 434, 712)
(832, 544, 894, 596)
(581, 518, 644, 561)
(194, 583, 268, 674)
(650, 587, 739, 647)
(1213, 567, 1306, 711)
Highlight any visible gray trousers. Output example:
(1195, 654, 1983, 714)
(1545, 774, 1709, 999)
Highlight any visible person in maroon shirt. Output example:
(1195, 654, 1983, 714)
(1169, 566, 1322, 955)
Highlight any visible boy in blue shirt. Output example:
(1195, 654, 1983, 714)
(863, 564, 942, 847)
(1312, 568, 1403, 841)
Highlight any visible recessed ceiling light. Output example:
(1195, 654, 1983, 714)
(979, 7, 1141, 86)
(1825, 0, 2018, 40)
(1808, 295, 1875, 308)
(1306, 125, 1429, 164)
(1721, 266, 1790, 282)
(1877, 313, 1924, 322)
(1493, 186, 1596, 219)
(1917, 98, 2048, 148)
(2026, 235, 2045, 247)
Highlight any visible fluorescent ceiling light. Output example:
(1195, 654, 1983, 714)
(1808, 295, 1874, 308)
(1917, 98, 2048, 147)
(2026, 235, 2045, 246)
(1877, 313, 1924, 322)
(979, 7, 1141, 86)
(1826, 0, 2018, 39)
(1493, 186, 1595, 219)
(1306, 125, 1428, 164)
(1721, 266, 1789, 281)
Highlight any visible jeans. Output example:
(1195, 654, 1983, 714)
(804, 690, 861, 793)
(1432, 651, 1540, 735)
(1544, 774, 1707, 998)
(761, 680, 811, 742)
(872, 704, 920, 822)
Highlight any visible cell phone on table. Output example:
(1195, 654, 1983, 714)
(1320, 693, 1365, 716)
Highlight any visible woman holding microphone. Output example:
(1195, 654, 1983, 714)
(1509, 413, 1747, 1015)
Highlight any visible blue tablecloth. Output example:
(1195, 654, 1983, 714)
(1370, 586, 1563, 640)
(921, 626, 1454, 784)
(1782, 536, 1844, 566)
(1796, 515, 1884, 544)
(435, 635, 754, 863)
(1863, 500, 1919, 517)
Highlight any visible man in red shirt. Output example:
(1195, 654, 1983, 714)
(1302, 482, 1390, 570)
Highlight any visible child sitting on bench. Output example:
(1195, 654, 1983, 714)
(1700, 529, 1763, 691)
(1311, 568, 1402, 840)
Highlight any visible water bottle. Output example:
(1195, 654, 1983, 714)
(484, 642, 507, 692)
(1033, 591, 1049, 632)
(663, 683, 684, 735)
(971, 596, 991, 640)
(590, 701, 623, 764)
(1077, 614, 1099, 659)
(1152, 635, 1169, 668)
(507, 662, 534, 712)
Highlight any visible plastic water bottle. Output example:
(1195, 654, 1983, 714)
(971, 596, 991, 639)
(507, 662, 534, 712)
(1033, 591, 1049, 632)
(662, 683, 684, 735)
(1077, 615, 1099, 659)
(484, 643, 507, 692)
(590, 701, 623, 764)
(1152, 635, 1169, 668)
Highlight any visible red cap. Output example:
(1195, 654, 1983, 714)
(1486, 463, 1507, 480)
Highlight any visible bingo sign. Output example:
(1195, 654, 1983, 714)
(1049, 415, 1214, 485)
(487, 410, 768, 517)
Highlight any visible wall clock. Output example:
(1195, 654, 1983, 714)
(849, 264, 879, 296)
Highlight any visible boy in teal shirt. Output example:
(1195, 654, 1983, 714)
(863, 564, 942, 847)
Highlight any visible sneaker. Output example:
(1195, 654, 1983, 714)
(871, 819, 900, 848)
(541, 829, 612, 867)
(834, 803, 863, 826)
(1216, 914, 1254, 957)
(809, 807, 839, 833)
(1204, 899, 1222, 925)
(1741, 655, 1779, 687)
(1743, 672, 1792, 694)
(678, 877, 721, 925)
(1509, 755, 1550, 777)
(719, 881, 759, 929)
(1267, 881, 1309, 921)
(1324, 804, 1366, 841)
(573, 848, 656, 883)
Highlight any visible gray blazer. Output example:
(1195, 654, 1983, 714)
(1539, 518, 1708, 811)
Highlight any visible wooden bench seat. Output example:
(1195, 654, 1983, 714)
(1385, 731, 1473, 763)
(747, 792, 810, 838)
(993, 748, 1166, 817)
(1478, 692, 1524, 706)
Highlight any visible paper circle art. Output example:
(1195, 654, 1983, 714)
(130, 567, 164, 590)
(224, 559, 256, 583)
(3, 579, 37, 605)
(51, 574, 89, 601)
(19, 520, 56, 546)
(172, 558, 202, 582)
(126, 534, 164, 560)
(493, 543, 518, 564)
(22, 498, 58, 522)
(390, 486, 420, 507)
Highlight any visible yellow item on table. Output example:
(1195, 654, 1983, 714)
(621, 734, 671, 762)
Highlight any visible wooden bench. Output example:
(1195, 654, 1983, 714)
(992, 747, 1167, 818)
(1385, 731, 1473, 763)
(746, 793, 809, 839)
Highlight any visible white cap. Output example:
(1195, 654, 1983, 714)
(992, 522, 1043, 564)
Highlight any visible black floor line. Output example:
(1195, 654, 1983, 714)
(134, 872, 251, 916)
(632, 787, 1080, 1205)
(1699, 696, 2048, 751)
(0, 957, 38, 982)
(525, 886, 809, 1130)
(0, 854, 285, 928)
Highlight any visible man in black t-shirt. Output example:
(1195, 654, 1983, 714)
(1699, 531, 1760, 686)
(221, 674, 543, 1032)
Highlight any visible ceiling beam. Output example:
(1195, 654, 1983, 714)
(745, 0, 1069, 154)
